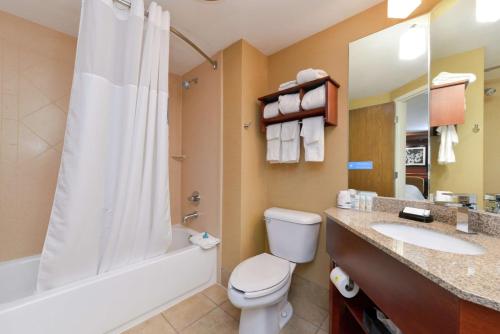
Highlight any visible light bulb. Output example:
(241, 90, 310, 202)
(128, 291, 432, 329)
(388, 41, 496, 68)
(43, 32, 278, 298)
(399, 25, 426, 60)
(388, 0, 422, 19)
(476, 0, 500, 23)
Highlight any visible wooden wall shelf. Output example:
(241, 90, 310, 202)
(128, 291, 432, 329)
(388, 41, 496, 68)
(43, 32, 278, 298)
(430, 80, 467, 127)
(258, 76, 339, 132)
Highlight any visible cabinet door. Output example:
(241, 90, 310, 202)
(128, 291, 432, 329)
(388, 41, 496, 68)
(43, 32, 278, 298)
(430, 82, 466, 127)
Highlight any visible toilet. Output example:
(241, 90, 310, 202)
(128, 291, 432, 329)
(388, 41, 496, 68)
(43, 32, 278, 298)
(227, 207, 322, 334)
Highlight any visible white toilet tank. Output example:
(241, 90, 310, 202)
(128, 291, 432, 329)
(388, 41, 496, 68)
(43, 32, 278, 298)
(264, 207, 322, 263)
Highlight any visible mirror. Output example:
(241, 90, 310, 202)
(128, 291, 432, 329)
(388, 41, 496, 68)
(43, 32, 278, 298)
(348, 15, 430, 199)
(430, 0, 500, 211)
(348, 0, 500, 213)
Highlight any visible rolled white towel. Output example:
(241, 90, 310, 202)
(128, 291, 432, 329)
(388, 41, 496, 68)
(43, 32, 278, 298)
(263, 101, 279, 119)
(432, 72, 476, 86)
(279, 80, 298, 91)
(297, 68, 328, 84)
(266, 123, 281, 163)
(301, 86, 326, 110)
(278, 93, 300, 114)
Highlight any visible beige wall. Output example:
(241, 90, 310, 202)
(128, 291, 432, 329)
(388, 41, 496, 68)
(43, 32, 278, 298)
(265, 0, 440, 288)
(0, 11, 76, 261)
(430, 49, 485, 206)
(484, 78, 500, 194)
(181, 54, 223, 238)
(221, 40, 268, 283)
(222, 41, 244, 279)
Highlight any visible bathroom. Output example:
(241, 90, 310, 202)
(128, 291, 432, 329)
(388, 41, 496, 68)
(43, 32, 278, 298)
(0, 0, 499, 333)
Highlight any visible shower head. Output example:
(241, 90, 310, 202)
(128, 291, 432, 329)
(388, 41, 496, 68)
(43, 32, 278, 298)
(182, 78, 198, 90)
(485, 87, 497, 96)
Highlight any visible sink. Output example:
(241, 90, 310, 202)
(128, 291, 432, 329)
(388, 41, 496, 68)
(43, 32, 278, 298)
(371, 223, 485, 255)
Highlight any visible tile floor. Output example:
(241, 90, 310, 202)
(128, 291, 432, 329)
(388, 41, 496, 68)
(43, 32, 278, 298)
(123, 284, 329, 334)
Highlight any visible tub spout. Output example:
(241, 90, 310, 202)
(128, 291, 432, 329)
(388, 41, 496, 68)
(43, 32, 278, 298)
(183, 211, 199, 224)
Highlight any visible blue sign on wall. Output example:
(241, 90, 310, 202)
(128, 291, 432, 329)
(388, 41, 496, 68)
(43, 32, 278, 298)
(348, 161, 373, 170)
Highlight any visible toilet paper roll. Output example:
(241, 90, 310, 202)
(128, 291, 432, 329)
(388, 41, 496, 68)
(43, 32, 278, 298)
(330, 267, 359, 298)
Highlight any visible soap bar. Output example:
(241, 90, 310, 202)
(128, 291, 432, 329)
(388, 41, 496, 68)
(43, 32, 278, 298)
(403, 207, 430, 217)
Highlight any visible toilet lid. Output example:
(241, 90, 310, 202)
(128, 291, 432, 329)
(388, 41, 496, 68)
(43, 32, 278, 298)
(230, 253, 290, 294)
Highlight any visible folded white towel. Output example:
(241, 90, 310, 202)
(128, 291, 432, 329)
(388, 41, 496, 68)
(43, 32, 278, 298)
(297, 68, 328, 84)
(263, 101, 279, 119)
(189, 232, 220, 250)
(266, 123, 281, 162)
(436, 125, 459, 164)
(432, 72, 476, 86)
(278, 93, 301, 114)
(300, 116, 324, 162)
(279, 80, 298, 91)
(280, 121, 300, 163)
(301, 86, 326, 110)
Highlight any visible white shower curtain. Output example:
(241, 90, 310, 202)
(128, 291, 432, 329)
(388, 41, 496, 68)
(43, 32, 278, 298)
(37, 0, 172, 291)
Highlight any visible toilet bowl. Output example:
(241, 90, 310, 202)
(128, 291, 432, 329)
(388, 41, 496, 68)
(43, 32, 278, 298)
(227, 208, 321, 334)
(228, 253, 297, 334)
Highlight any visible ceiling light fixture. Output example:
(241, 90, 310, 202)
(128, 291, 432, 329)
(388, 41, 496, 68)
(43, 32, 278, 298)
(388, 0, 422, 19)
(476, 0, 500, 23)
(399, 24, 426, 60)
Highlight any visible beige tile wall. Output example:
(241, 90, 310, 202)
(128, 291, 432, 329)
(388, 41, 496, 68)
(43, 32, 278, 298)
(168, 73, 183, 227)
(0, 11, 76, 261)
(0, 11, 185, 262)
(180, 54, 223, 237)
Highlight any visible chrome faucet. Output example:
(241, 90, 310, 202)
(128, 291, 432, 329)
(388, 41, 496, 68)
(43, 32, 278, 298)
(182, 211, 199, 224)
(435, 193, 477, 234)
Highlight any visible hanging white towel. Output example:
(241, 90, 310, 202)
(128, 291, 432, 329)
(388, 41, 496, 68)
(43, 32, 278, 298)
(266, 123, 281, 163)
(281, 121, 300, 163)
(279, 80, 298, 91)
(432, 72, 476, 86)
(297, 68, 328, 84)
(300, 116, 324, 162)
(263, 101, 279, 119)
(301, 86, 326, 110)
(279, 93, 301, 114)
(436, 125, 459, 164)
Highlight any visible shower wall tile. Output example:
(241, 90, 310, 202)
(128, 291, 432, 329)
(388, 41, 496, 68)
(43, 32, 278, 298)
(2, 93, 18, 120)
(0, 10, 76, 262)
(19, 77, 51, 117)
(23, 104, 67, 146)
(0, 9, 183, 263)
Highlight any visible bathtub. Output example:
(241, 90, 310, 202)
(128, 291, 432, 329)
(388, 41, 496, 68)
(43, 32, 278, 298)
(0, 225, 217, 334)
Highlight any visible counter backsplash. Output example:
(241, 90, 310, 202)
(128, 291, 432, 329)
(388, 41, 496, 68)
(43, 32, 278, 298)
(372, 197, 500, 237)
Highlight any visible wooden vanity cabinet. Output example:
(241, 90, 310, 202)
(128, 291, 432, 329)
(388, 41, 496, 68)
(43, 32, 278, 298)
(326, 218, 500, 334)
(430, 80, 467, 127)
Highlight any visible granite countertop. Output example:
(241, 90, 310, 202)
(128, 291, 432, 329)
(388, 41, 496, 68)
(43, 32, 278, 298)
(325, 207, 500, 312)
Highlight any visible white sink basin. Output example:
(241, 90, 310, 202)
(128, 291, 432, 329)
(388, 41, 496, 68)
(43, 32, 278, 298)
(371, 223, 485, 255)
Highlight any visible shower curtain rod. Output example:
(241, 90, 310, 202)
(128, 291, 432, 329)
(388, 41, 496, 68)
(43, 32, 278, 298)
(114, 0, 218, 70)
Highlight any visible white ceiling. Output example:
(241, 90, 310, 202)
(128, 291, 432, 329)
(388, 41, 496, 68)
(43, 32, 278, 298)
(349, 15, 429, 100)
(0, 0, 383, 75)
(431, 0, 500, 81)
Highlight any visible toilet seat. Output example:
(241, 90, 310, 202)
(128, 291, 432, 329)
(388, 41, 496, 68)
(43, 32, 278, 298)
(230, 253, 291, 299)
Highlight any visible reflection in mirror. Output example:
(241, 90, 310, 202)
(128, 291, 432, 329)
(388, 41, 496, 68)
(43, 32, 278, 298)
(348, 15, 430, 200)
(430, 0, 500, 211)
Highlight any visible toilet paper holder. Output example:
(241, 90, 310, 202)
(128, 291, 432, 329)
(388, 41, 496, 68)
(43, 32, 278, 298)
(345, 278, 355, 292)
